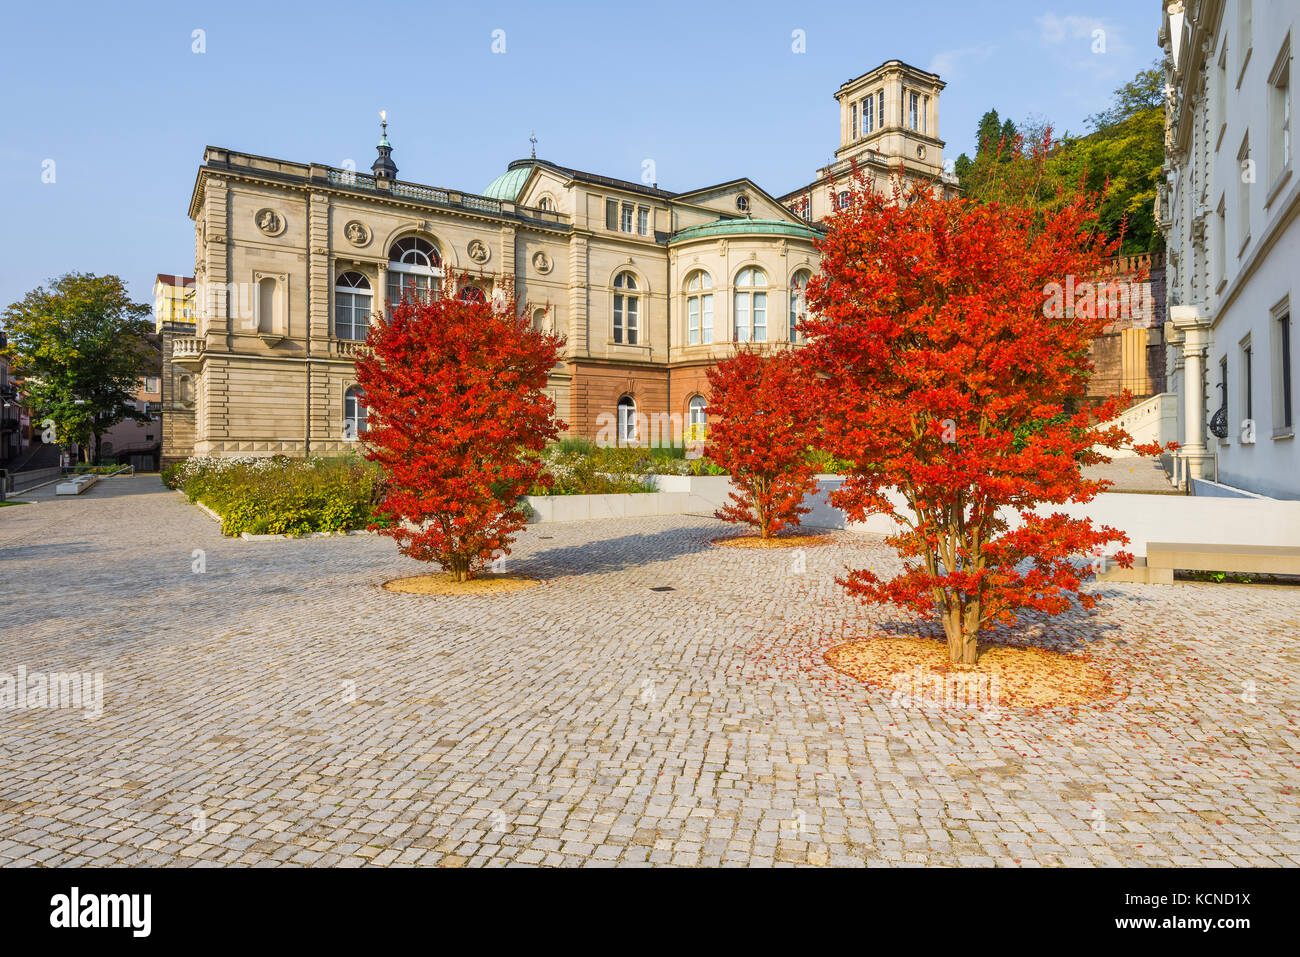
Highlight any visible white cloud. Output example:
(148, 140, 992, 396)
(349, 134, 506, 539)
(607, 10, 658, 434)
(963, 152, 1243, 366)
(928, 45, 994, 80)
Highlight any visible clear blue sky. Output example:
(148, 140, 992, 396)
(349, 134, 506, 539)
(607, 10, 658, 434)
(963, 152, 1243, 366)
(0, 0, 1161, 311)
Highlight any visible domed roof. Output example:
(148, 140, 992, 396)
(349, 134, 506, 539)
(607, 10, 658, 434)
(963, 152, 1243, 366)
(669, 218, 824, 243)
(482, 163, 535, 201)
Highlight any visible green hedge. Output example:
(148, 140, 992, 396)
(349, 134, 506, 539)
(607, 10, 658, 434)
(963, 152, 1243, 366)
(166, 455, 385, 536)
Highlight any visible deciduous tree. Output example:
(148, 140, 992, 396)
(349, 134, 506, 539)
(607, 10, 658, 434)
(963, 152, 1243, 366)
(354, 277, 563, 581)
(704, 349, 819, 539)
(1, 273, 154, 464)
(803, 166, 1169, 667)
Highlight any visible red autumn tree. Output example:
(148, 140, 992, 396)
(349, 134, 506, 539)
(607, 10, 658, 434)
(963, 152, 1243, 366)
(802, 162, 1168, 667)
(704, 348, 820, 539)
(354, 276, 563, 581)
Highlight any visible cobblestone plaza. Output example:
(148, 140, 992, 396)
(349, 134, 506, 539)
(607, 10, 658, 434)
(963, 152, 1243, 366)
(0, 476, 1296, 867)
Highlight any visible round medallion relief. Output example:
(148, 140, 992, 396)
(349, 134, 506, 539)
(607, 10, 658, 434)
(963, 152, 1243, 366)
(532, 250, 553, 274)
(343, 221, 371, 247)
(255, 208, 286, 236)
(467, 239, 490, 264)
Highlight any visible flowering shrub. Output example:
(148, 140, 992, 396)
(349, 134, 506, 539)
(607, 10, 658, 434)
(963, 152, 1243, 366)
(166, 455, 383, 536)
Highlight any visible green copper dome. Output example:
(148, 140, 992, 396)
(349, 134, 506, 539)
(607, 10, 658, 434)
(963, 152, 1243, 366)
(482, 164, 535, 201)
(669, 218, 823, 243)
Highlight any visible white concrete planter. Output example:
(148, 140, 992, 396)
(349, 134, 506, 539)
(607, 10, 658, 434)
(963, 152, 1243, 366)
(523, 474, 854, 525)
(55, 474, 99, 495)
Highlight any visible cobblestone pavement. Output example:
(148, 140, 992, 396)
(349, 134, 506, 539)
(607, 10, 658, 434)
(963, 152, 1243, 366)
(1, 475, 1296, 867)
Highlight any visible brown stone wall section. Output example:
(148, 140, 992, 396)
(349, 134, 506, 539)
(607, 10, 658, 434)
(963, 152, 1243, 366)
(569, 361, 668, 441)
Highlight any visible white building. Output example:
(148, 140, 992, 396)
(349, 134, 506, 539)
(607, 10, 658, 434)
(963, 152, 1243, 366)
(1159, 0, 1297, 499)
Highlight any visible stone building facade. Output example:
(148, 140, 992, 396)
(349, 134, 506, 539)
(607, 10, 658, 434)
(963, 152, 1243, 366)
(167, 60, 957, 461)
(1159, 0, 1297, 498)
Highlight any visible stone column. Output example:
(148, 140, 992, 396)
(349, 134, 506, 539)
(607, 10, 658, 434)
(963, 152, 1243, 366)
(1170, 304, 1213, 482)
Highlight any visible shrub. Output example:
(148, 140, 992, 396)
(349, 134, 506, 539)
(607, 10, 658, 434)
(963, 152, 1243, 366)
(168, 455, 381, 536)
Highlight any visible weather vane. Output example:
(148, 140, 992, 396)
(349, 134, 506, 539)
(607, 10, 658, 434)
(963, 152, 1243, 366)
(529, 130, 537, 159)
(380, 109, 388, 138)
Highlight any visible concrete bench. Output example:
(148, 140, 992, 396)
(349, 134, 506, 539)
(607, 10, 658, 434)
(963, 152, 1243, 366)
(1098, 542, 1300, 584)
(55, 474, 99, 496)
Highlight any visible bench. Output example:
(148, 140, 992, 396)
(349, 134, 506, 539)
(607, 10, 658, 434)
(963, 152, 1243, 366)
(1097, 542, 1300, 584)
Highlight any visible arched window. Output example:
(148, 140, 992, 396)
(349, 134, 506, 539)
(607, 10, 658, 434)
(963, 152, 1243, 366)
(537, 196, 554, 211)
(685, 270, 714, 346)
(343, 386, 367, 440)
(616, 395, 638, 446)
(613, 272, 639, 345)
(733, 267, 767, 343)
(459, 285, 486, 303)
(387, 236, 442, 307)
(789, 270, 811, 343)
(334, 272, 372, 341)
(687, 395, 707, 441)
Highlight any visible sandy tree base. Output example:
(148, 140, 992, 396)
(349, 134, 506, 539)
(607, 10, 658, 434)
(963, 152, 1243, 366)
(824, 637, 1118, 710)
(381, 573, 541, 596)
(711, 533, 838, 549)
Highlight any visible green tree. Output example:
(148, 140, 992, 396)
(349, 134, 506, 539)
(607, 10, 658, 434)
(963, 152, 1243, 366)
(956, 64, 1167, 252)
(1059, 62, 1166, 251)
(2, 273, 155, 464)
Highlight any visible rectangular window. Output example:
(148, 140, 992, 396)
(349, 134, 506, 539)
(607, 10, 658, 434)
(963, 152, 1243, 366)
(701, 294, 713, 344)
(1242, 338, 1254, 424)
(688, 297, 700, 345)
(863, 94, 874, 134)
(1238, 0, 1253, 80)
(909, 92, 919, 131)
(625, 296, 638, 344)
(1217, 44, 1228, 142)
(1237, 135, 1251, 249)
(1269, 42, 1292, 182)
(851, 102, 857, 139)
(1278, 310, 1293, 430)
(1215, 196, 1227, 286)
(878, 91, 884, 130)
(752, 292, 767, 342)
(613, 294, 624, 343)
(734, 293, 750, 343)
(637, 205, 650, 236)
(621, 202, 634, 233)
(1219, 356, 1229, 441)
(606, 198, 618, 230)
(145, 377, 161, 394)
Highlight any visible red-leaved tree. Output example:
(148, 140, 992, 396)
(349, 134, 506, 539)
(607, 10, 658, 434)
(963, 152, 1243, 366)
(802, 163, 1168, 666)
(705, 349, 820, 538)
(354, 276, 563, 581)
